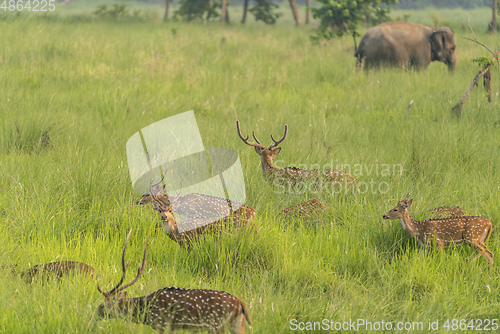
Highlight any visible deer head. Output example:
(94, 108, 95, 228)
(383, 194, 412, 220)
(96, 229, 148, 319)
(149, 182, 182, 237)
(236, 120, 287, 169)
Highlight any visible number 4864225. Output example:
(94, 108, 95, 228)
(1, 0, 56, 12)
(443, 319, 498, 331)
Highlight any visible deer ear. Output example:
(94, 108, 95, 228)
(271, 147, 281, 155)
(254, 146, 262, 154)
(406, 199, 413, 208)
(151, 202, 160, 211)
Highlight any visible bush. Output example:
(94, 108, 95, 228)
(249, 0, 282, 25)
(311, 0, 397, 42)
(93, 1, 142, 21)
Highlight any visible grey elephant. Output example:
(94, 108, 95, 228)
(355, 21, 457, 71)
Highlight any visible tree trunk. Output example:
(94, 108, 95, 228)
(289, 0, 301, 26)
(305, 0, 310, 25)
(221, 0, 227, 24)
(163, 0, 169, 22)
(453, 65, 492, 111)
(241, 0, 249, 24)
(493, 0, 497, 33)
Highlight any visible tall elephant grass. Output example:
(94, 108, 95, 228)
(0, 7, 499, 333)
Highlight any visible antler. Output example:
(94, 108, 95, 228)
(114, 234, 148, 294)
(169, 184, 183, 205)
(400, 193, 411, 202)
(236, 120, 265, 149)
(150, 170, 169, 195)
(269, 124, 288, 149)
(149, 181, 182, 209)
(97, 229, 149, 297)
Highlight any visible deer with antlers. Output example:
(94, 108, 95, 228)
(149, 188, 255, 248)
(383, 194, 494, 270)
(139, 177, 255, 247)
(236, 120, 356, 193)
(95, 229, 252, 333)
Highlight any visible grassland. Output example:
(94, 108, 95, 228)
(0, 3, 499, 333)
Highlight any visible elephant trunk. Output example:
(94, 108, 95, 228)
(447, 52, 457, 71)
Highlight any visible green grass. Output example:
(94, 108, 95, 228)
(0, 5, 499, 333)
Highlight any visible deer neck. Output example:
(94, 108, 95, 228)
(121, 296, 152, 323)
(399, 210, 419, 238)
(162, 212, 180, 237)
(260, 155, 279, 179)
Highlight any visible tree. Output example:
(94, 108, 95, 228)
(453, 18, 500, 112)
(241, 0, 249, 23)
(311, 0, 397, 41)
(247, 0, 282, 25)
(163, 0, 169, 21)
(305, 0, 311, 25)
(221, 0, 228, 24)
(289, 0, 301, 26)
(175, 0, 221, 22)
(492, 0, 497, 33)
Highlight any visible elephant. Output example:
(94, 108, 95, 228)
(354, 21, 457, 71)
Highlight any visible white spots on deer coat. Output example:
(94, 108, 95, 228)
(97, 230, 251, 332)
(383, 196, 493, 270)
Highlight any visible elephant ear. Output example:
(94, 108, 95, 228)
(430, 29, 446, 61)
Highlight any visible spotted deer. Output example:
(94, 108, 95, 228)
(21, 261, 94, 283)
(142, 179, 255, 247)
(383, 194, 494, 270)
(150, 190, 255, 248)
(277, 199, 329, 222)
(96, 229, 252, 333)
(429, 206, 468, 219)
(236, 120, 356, 192)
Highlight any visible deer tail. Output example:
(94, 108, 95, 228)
(241, 302, 252, 328)
(483, 222, 493, 243)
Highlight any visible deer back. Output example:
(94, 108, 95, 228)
(429, 206, 468, 219)
(21, 261, 94, 283)
(146, 287, 251, 333)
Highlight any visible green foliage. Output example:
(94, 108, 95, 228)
(93, 1, 142, 20)
(249, 0, 282, 25)
(472, 56, 494, 67)
(174, 0, 221, 22)
(311, 0, 397, 42)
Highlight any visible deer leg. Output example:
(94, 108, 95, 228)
(472, 242, 494, 271)
(472, 249, 486, 262)
(229, 314, 246, 334)
(431, 239, 445, 251)
(481, 246, 494, 271)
